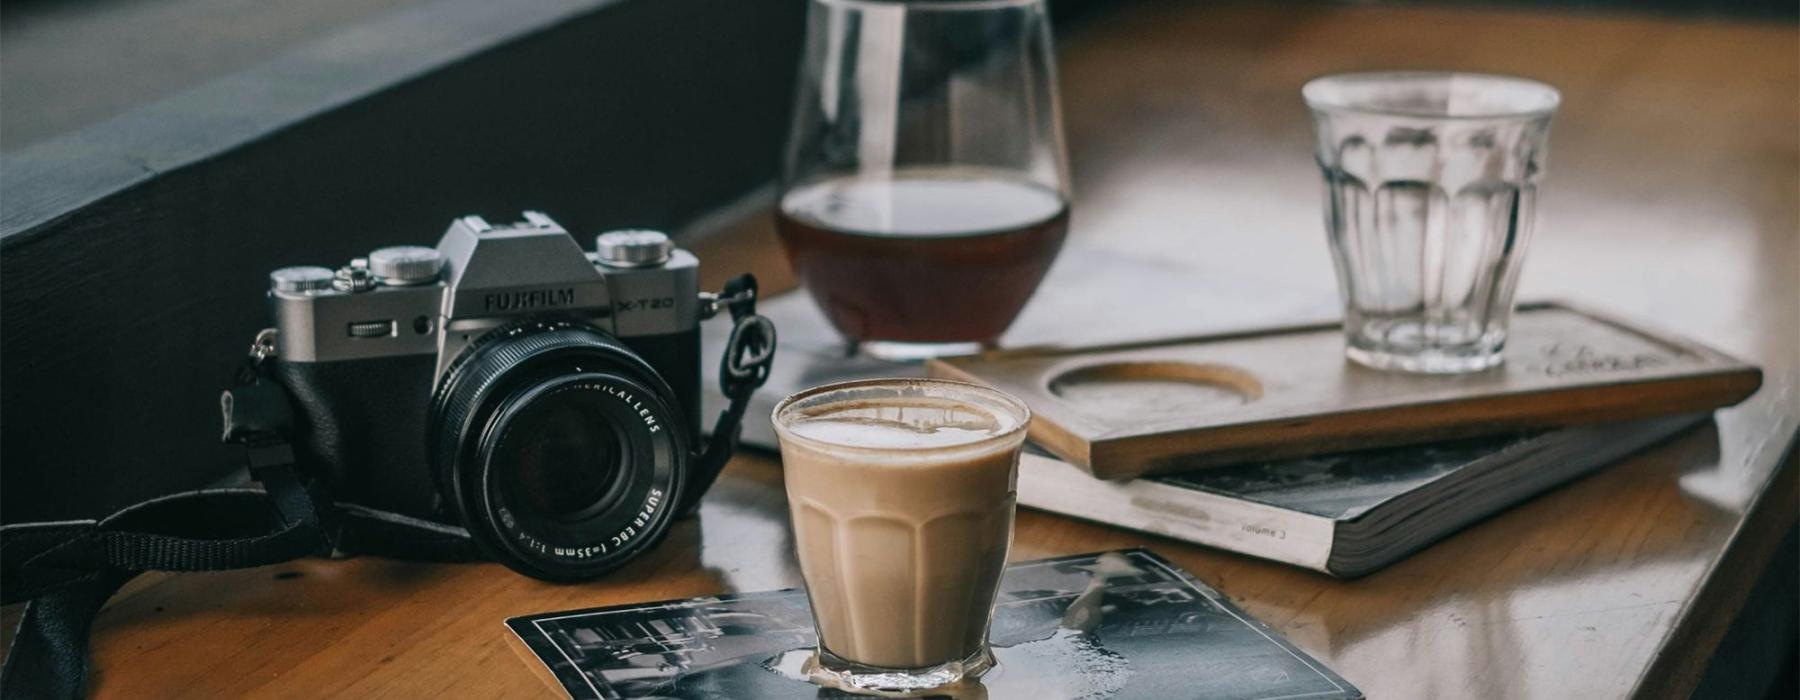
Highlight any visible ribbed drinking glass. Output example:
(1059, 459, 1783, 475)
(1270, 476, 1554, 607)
(1305, 72, 1559, 373)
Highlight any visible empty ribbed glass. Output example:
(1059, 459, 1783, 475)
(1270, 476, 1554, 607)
(1305, 72, 1560, 373)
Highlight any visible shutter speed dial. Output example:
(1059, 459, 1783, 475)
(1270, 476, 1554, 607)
(369, 246, 445, 286)
(594, 230, 672, 268)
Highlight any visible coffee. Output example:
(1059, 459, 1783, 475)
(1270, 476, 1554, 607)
(776, 169, 1070, 345)
(773, 380, 1030, 674)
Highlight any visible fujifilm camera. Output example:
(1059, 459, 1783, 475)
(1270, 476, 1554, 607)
(263, 212, 766, 581)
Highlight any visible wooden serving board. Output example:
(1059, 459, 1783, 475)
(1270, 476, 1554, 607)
(927, 302, 1762, 480)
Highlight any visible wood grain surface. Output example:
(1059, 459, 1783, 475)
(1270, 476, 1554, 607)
(10, 2, 1795, 698)
(931, 303, 1763, 478)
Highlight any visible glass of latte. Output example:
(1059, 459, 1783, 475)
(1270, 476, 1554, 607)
(772, 378, 1031, 695)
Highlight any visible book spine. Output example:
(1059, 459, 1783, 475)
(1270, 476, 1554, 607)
(1018, 454, 1337, 572)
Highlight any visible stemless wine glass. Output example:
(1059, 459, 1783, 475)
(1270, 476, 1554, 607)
(778, 0, 1071, 361)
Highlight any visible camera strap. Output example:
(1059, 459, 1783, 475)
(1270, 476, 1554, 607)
(0, 274, 775, 698)
(0, 351, 481, 698)
(684, 273, 777, 513)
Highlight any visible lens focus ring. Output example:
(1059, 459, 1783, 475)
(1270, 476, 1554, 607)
(428, 320, 689, 581)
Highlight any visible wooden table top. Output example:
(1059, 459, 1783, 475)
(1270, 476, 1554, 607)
(34, 3, 1797, 698)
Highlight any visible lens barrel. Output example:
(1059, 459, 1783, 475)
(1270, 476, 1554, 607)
(430, 320, 688, 581)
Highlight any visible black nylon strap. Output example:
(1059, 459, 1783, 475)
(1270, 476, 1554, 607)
(0, 371, 479, 698)
(0, 475, 486, 698)
(684, 274, 776, 515)
(0, 486, 325, 606)
(330, 504, 481, 563)
(0, 567, 136, 699)
(0, 476, 327, 698)
(103, 488, 322, 571)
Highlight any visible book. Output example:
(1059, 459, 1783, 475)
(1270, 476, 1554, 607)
(506, 549, 1362, 699)
(1018, 415, 1705, 577)
(701, 290, 1709, 577)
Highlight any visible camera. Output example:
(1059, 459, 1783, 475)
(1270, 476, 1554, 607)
(262, 211, 763, 581)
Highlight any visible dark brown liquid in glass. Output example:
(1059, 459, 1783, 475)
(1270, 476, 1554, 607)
(776, 170, 1070, 345)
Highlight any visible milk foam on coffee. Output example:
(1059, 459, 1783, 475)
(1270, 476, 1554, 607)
(775, 383, 1029, 671)
(784, 399, 1014, 450)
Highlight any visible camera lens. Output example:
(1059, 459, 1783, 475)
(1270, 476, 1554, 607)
(430, 320, 689, 581)
(495, 394, 628, 520)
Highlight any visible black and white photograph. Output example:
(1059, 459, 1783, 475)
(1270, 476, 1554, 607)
(508, 550, 1360, 699)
